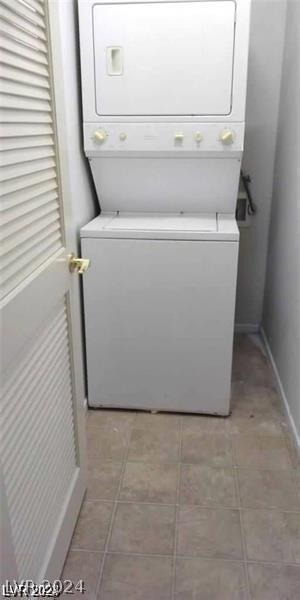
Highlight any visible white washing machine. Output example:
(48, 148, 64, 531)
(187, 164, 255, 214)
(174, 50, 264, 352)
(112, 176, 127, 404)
(78, 0, 251, 413)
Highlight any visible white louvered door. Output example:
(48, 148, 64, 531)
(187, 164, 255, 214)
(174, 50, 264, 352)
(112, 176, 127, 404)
(0, 0, 87, 582)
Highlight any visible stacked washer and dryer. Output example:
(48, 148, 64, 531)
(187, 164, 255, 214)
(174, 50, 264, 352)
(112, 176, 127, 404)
(78, 0, 251, 414)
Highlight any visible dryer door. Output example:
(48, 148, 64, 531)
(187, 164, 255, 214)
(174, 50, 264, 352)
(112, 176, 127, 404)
(93, 0, 236, 116)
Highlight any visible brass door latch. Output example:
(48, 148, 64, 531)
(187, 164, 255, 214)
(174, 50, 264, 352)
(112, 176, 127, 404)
(68, 253, 90, 274)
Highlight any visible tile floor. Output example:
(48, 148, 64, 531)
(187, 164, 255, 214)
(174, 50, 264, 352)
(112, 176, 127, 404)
(62, 334, 300, 599)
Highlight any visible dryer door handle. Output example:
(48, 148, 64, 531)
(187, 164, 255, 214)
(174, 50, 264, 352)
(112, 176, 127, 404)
(106, 47, 123, 76)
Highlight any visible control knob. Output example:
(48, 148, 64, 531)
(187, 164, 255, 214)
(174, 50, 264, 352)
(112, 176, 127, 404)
(219, 129, 235, 145)
(93, 129, 107, 144)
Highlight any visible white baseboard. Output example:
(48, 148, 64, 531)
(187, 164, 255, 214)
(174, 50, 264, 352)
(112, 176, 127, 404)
(234, 323, 260, 333)
(261, 327, 300, 452)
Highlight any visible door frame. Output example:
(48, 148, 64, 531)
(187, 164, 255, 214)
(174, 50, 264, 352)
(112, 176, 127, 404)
(41, 0, 88, 579)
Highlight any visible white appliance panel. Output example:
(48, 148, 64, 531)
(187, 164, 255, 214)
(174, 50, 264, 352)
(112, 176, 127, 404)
(93, 1, 236, 116)
(84, 122, 245, 155)
(89, 157, 241, 212)
(82, 236, 238, 413)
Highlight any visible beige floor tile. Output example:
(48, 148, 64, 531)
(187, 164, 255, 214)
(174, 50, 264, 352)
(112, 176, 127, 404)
(181, 415, 230, 434)
(177, 506, 243, 559)
(109, 502, 175, 555)
(98, 554, 173, 600)
(175, 557, 248, 600)
(135, 411, 181, 432)
(120, 462, 178, 503)
(87, 426, 130, 460)
(232, 335, 274, 387)
(71, 501, 113, 551)
(229, 414, 284, 436)
(128, 428, 180, 463)
(88, 409, 136, 430)
(230, 383, 286, 436)
(237, 468, 300, 510)
(61, 550, 102, 600)
(242, 509, 300, 563)
(247, 563, 300, 600)
(232, 435, 291, 469)
(87, 459, 123, 500)
(179, 464, 236, 507)
(181, 432, 232, 466)
(231, 382, 283, 418)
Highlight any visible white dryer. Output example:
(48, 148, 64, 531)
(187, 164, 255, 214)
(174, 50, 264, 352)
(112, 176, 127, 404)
(78, 0, 251, 413)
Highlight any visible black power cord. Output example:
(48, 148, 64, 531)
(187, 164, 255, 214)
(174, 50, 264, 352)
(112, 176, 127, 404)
(241, 170, 257, 215)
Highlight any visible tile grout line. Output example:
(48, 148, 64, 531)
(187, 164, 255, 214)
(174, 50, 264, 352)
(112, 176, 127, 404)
(70, 546, 300, 567)
(93, 412, 138, 599)
(88, 428, 291, 442)
(77, 496, 300, 514)
(231, 433, 252, 600)
(86, 457, 300, 473)
(171, 416, 183, 600)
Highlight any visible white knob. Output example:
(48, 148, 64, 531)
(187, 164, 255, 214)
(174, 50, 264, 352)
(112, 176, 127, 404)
(93, 129, 107, 143)
(119, 132, 127, 141)
(174, 132, 184, 142)
(194, 131, 203, 143)
(219, 129, 234, 145)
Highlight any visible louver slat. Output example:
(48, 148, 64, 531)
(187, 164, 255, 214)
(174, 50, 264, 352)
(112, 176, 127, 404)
(0, 109, 52, 122)
(0, 177, 56, 209)
(0, 0, 45, 29)
(0, 3, 46, 40)
(0, 18, 47, 53)
(1, 302, 76, 580)
(1, 122, 53, 136)
(1, 63, 49, 88)
(24, 0, 45, 17)
(0, 93, 51, 111)
(0, 157, 56, 183)
(0, 223, 60, 270)
(1, 78, 51, 99)
(0, 0, 63, 300)
(0, 134, 53, 152)
(1, 202, 59, 240)
(0, 210, 59, 256)
(0, 188, 57, 221)
(0, 239, 62, 298)
(0, 37, 48, 67)
(0, 144, 54, 167)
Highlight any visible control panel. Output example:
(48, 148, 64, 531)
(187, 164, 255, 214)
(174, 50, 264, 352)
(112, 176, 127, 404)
(85, 123, 244, 155)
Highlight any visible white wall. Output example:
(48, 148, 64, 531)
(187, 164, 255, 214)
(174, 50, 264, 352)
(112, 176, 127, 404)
(54, 0, 97, 248)
(263, 0, 300, 439)
(50, 0, 97, 399)
(235, 0, 287, 329)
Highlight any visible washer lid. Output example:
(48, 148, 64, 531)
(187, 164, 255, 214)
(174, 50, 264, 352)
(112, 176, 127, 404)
(105, 212, 217, 232)
(81, 213, 239, 241)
